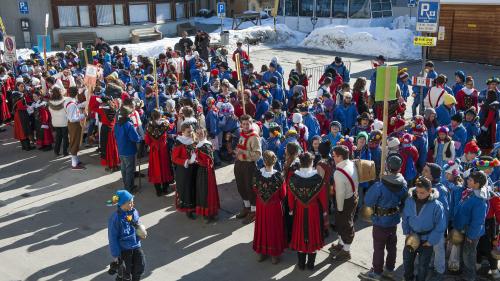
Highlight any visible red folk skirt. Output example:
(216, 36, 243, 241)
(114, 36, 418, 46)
(253, 193, 287, 256)
(289, 201, 324, 253)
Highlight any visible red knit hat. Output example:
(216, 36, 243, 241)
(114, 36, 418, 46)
(464, 140, 480, 155)
(210, 69, 219, 77)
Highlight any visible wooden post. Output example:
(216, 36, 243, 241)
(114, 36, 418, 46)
(379, 67, 392, 178)
(151, 57, 159, 109)
(44, 13, 49, 67)
(234, 53, 245, 115)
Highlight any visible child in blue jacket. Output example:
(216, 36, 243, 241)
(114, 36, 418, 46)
(402, 176, 446, 281)
(449, 113, 467, 158)
(108, 190, 146, 281)
(333, 92, 357, 135)
(453, 171, 489, 281)
(435, 94, 457, 126)
(463, 108, 480, 143)
(300, 106, 321, 142)
(322, 121, 343, 150)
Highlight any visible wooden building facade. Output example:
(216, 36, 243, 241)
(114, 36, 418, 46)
(429, 1, 500, 65)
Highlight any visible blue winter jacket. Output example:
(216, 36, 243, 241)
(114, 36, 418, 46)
(452, 82, 464, 96)
(218, 115, 239, 133)
(436, 104, 456, 126)
(398, 79, 410, 101)
(114, 119, 141, 156)
(218, 70, 232, 82)
(444, 181, 464, 226)
(334, 104, 358, 135)
(453, 187, 489, 240)
(190, 68, 208, 89)
(370, 146, 382, 174)
(262, 71, 284, 87)
(278, 137, 299, 161)
(108, 208, 141, 258)
(269, 85, 285, 104)
(449, 124, 467, 157)
(411, 133, 428, 170)
(369, 70, 377, 98)
(255, 100, 270, 121)
(302, 113, 321, 141)
(274, 112, 289, 134)
(205, 110, 219, 138)
(364, 174, 408, 227)
(327, 63, 350, 83)
(323, 132, 342, 149)
(402, 189, 446, 245)
(433, 182, 450, 221)
(266, 136, 282, 155)
(463, 119, 480, 143)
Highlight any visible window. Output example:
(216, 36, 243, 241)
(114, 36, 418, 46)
(130, 4, 149, 23)
(300, 0, 314, 17)
(115, 5, 124, 24)
(96, 5, 113, 25)
(156, 3, 172, 23)
(283, 0, 298, 16)
(176, 2, 186, 19)
(79, 6, 90, 26)
(333, 0, 348, 18)
(316, 0, 332, 17)
(96, 4, 123, 25)
(57, 6, 90, 27)
(371, 0, 392, 18)
(349, 0, 370, 18)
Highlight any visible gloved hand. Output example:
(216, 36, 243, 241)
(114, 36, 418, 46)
(481, 126, 488, 132)
(188, 152, 196, 164)
(41, 125, 49, 129)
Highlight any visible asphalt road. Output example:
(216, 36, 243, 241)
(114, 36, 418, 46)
(0, 46, 498, 280)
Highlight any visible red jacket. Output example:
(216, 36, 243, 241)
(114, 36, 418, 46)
(318, 73, 343, 97)
(487, 195, 500, 222)
(455, 88, 478, 112)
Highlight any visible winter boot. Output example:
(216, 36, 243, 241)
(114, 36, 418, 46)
(297, 252, 306, 270)
(154, 184, 163, 197)
(307, 253, 317, 270)
(162, 182, 170, 194)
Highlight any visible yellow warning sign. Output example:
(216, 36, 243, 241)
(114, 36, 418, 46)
(413, 36, 437, 47)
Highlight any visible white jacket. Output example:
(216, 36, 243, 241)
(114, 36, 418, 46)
(424, 86, 447, 109)
(48, 98, 68, 127)
(334, 159, 359, 211)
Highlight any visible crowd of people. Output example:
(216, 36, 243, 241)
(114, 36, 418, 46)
(1, 32, 500, 281)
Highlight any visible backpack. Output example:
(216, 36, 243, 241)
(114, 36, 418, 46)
(353, 159, 376, 183)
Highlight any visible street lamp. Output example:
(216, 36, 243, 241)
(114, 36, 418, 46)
(311, 16, 318, 30)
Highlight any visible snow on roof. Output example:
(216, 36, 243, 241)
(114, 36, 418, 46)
(440, 0, 500, 4)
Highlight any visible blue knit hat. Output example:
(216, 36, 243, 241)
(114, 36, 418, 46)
(107, 190, 134, 206)
(455, 70, 466, 82)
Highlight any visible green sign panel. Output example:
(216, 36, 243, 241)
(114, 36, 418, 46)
(375, 66, 398, 102)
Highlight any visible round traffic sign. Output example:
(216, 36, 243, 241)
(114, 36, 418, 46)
(5, 37, 14, 51)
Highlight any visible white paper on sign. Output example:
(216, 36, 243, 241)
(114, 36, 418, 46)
(85, 65, 97, 78)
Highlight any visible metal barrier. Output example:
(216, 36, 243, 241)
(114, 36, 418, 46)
(302, 60, 352, 97)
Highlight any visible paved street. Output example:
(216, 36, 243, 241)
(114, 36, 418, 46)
(0, 47, 498, 281)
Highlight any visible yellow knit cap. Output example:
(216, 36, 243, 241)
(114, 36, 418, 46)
(443, 94, 456, 106)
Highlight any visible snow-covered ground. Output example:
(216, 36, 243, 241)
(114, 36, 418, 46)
(16, 16, 420, 61)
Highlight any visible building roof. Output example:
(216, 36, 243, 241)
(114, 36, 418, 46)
(440, 0, 500, 4)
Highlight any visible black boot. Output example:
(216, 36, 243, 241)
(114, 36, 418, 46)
(297, 252, 306, 270)
(162, 182, 170, 194)
(307, 253, 316, 270)
(154, 184, 163, 197)
(21, 140, 27, 150)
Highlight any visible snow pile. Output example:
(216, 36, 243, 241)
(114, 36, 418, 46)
(300, 25, 420, 59)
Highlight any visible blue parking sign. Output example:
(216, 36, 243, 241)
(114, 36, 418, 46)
(19, 1, 29, 14)
(416, 0, 440, 32)
(217, 2, 225, 18)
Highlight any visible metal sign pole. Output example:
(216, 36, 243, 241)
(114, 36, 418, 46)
(420, 32, 427, 115)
